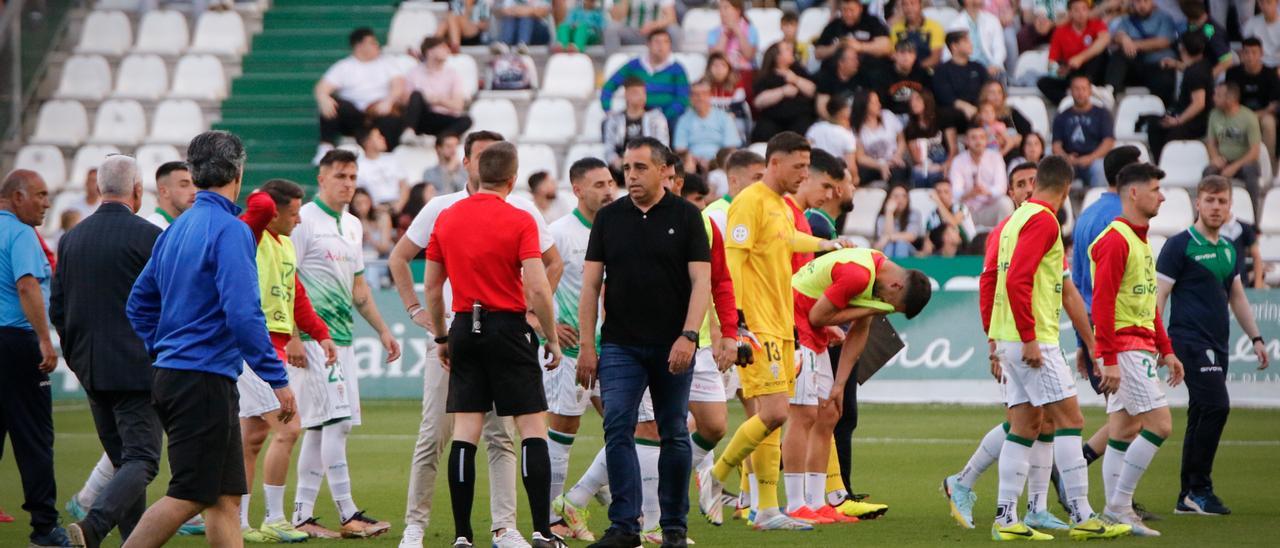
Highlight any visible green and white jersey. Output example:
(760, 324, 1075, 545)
(550, 209, 594, 358)
(293, 200, 365, 346)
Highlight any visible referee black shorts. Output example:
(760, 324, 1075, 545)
(151, 368, 247, 506)
(447, 311, 547, 417)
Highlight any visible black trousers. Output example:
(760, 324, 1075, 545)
(1174, 342, 1231, 494)
(1104, 55, 1177, 106)
(1036, 55, 1107, 106)
(0, 327, 58, 537)
(81, 389, 162, 541)
(828, 343, 861, 492)
(404, 91, 474, 138)
(318, 96, 407, 150)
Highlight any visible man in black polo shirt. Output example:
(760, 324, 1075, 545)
(577, 137, 711, 548)
(1155, 175, 1270, 517)
(934, 30, 989, 129)
(814, 0, 893, 95)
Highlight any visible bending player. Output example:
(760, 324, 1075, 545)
(1089, 163, 1183, 536)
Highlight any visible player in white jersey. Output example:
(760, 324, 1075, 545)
(386, 131, 564, 548)
(288, 149, 402, 539)
(65, 159, 205, 537)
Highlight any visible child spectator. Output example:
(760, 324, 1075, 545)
(556, 0, 605, 52)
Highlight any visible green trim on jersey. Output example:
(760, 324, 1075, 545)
(154, 207, 174, 224)
(1186, 225, 1237, 283)
(314, 198, 345, 231)
(572, 208, 592, 229)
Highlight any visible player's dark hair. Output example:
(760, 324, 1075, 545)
(570, 157, 609, 183)
(478, 141, 518, 187)
(1116, 163, 1166, 192)
(726, 149, 765, 172)
(765, 131, 811, 162)
(808, 148, 846, 180)
(1034, 155, 1073, 194)
(155, 160, 189, 182)
(625, 137, 671, 167)
(1197, 175, 1232, 197)
(903, 269, 932, 319)
(464, 130, 505, 158)
(318, 149, 357, 169)
(260, 178, 305, 207)
(1103, 145, 1142, 187)
(681, 173, 709, 197)
(349, 27, 376, 48)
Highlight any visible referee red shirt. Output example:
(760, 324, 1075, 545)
(425, 193, 541, 313)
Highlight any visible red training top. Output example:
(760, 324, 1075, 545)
(1049, 19, 1108, 64)
(708, 221, 738, 339)
(977, 199, 1061, 341)
(787, 196, 826, 351)
(240, 191, 330, 342)
(426, 193, 541, 313)
(1088, 218, 1173, 366)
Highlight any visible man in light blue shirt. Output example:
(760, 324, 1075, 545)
(1105, 0, 1179, 105)
(673, 81, 743, 166)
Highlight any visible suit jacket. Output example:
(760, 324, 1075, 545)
(51, 201, 162, 392)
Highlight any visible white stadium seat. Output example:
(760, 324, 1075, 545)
(682, 8, 721, 52)
(55, 55, 112, 100)
(96, 0, 143, 10)
(114, 54, 169, 100)
(468, 98, 520, 138)
(674, 52, 708, 82)
(1114, 94, 1164, 141)
(148, 99, 204, 145)
(797, 7, 830, 42)
(603, 53, 632, 81)
(1082, 186, 1106, 211)
(1006, 95, 1050, 139)
(31, 100, 90, 146)
(1260, 234, 1280, 260)
(1117, 139, 1152, 163)
(1233, 186, 1256, 224)
(1012, 49, 1048, 85)
(43, 192, 87, 234)
(170, 54, 227, 100)
(943, 276, 979, 291)
(562, 143, 606, 183)
(14, 145, 67, 193)
(90, 99, 147, 145)
(1260, 188, 1280, 234)
(924, 7, 961, 27)
(579, 102, 606, 143)
(1150, 187, 1193, 237)
(746, 8, 785, 50)
(135, 144, 181, 191)
(190, 11, 247, 56)
(516, 144, 559, 190)
(1149, 234, 1168, 259)
(134, 10, 189, 55)
(69, 145, 121, 189)
(77, 11, 132, 56)
(391, 145, 439, 178)
(1158, 140, 1210, 188)
(541, 54, 596, 99)
(387, 7, 438, 54)
(445, 55, 480, 100)
(843, 188, 886, 238)
(909, 188, 936, 222)
(139, 190, 157, 219)
(522, 98, 577, 143)
(748, 142, 768, 156)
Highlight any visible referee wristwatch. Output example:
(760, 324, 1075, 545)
(680, 330, 699, 345)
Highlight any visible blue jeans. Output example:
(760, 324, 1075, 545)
(1077, 158, 1107, 187)
(598, 343, 693, 534)
(499, 17, 548, 46)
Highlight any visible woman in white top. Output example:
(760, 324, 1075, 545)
(852, 89, 908, 185)
(805, 92, 858, 171)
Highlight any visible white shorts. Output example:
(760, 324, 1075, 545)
(997, 341, 1077, 408)
(638, 389, 655, 423)
(690, 347, 727, 403)
(237, 366, 279, 419)
(789, 346, 833, 406)
(722, 365, 741, 398)
(543, 353, 591, 417)
(1105, 350, 1169, 415)
(291, 343, 362, 429)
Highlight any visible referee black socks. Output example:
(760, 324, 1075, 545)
(448, 440, 477, 542)
(522, 438, 553, 538)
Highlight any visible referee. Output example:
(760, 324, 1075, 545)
(421, 141, 565, 548)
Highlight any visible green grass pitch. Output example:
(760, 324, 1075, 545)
(3, 401, 1279, 546)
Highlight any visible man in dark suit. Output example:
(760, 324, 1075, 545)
(52, 155, 163, 548)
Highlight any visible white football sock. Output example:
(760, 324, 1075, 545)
(1054, 431, 1094, 523)
(996, 435, 1033, 527)
(78, 453, 116, 507)
(690, 433, 716, 475)
(548, 429, 575, 502)
(1108, 431, 1163, 512)
(749, 474, 760, 511)
(263, 484, 287, 524)
(637, 442, 661, 529)
(1102, 440, 1128, 508)
(783, 473, 806, 513)
(804, 473, 826, 510)
(566, 447, 608, 508)
(240, 494, 252, 530)
(321, 422, 357, 522)
(292, 429, 323, 525)
(958, 423, 1006, 489)
(1026, 437, 1053, 514)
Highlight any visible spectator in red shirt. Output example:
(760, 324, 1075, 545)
(1037, 0, 1111, 105)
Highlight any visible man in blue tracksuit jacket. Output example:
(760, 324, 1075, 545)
(120, 131, 295, 548)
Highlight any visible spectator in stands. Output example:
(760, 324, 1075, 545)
(886, 41, 931, 116)
(604, 0, 678, 50)
(70, 168, 101, 217)
(705, 52, 752, 141)
(315, 28, 406, 161)
(780, 10, 813, 67)
(603, 76, 670, 167)
(875, 184, 922, 257)
(708, 0, 759, 75)
(934, 30, 990, 127)
(853, 89, 909, 185)
(905, 89, 955, 188)
(396, 182, 433, 239)
(496, 0, 552, 46)
(1179, 0, 1233, 77)
(1105, 0, 1178, 106)
(922, 179, 977, 256)
(815, 0, 894, 93)
(1222, 213, 1266, 287)
(891, 0, 945, 70)
(529, 171, 570, 221)
(1051, 75, 1115, 187)
(674, 80, 743, 167)
(1037, 0, 1110, 105)
(404, 37, 474, 141)
(949, 125, 1011, 229)
(1007, 130, 1047, 167)
(600, 29, 689, 129)
(555, 0, 605, 52)
(47, 210, 82, 251)
(1205, 82, 1263, 200)
(815, 45, 867, 120)
(356, 127, 410, 211)
(1017, 0, 1067, 53)
(980, 81, 1032, 147)
(1245, 0, 1280, 67)
(439, 0, 493, 51)
(1209, 0, 1255, 40)
(947, 0, 1007, 80)
(806, 92, 858, 169)
(1149, 31, 1214, 160)
(423, 134, 468, 194)
(1228, 38, 1279, 169)
(350, 188, 393, 287)
(485, 43, 536, 89)
(751, 41, 818, 142)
